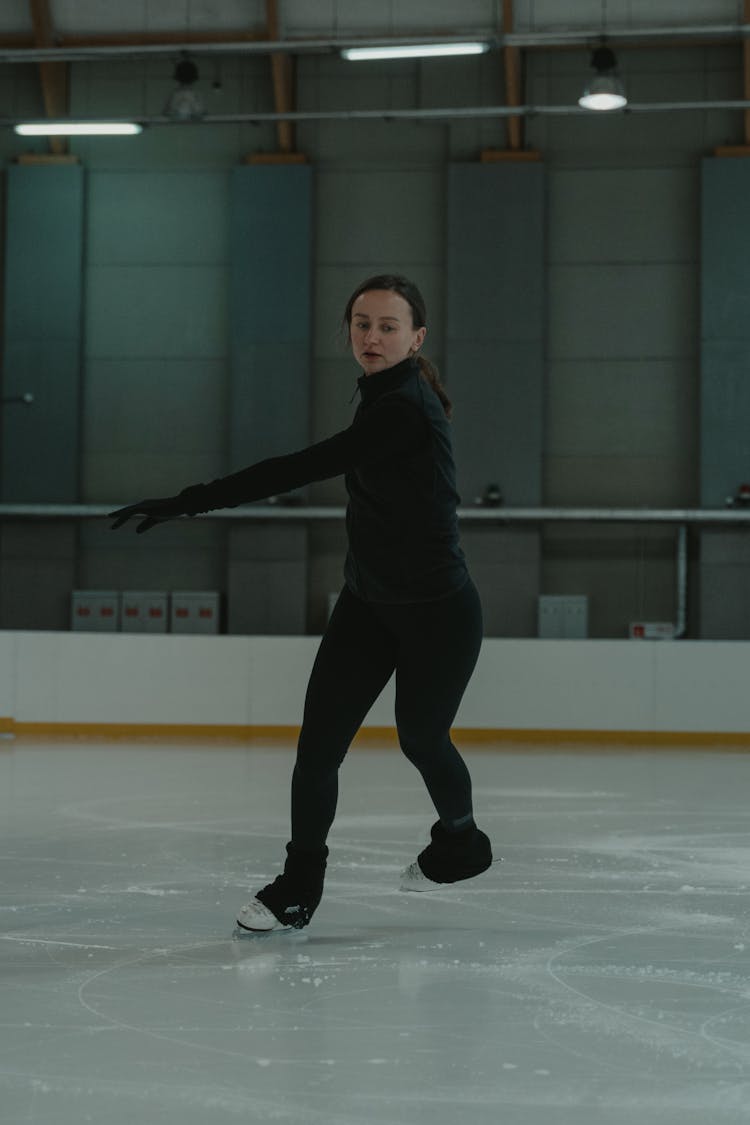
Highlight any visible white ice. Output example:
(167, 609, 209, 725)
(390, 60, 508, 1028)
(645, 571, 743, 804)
(2, 739, 750, 1124)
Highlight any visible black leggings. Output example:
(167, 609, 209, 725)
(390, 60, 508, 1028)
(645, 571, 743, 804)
(290, 575, 484, 849)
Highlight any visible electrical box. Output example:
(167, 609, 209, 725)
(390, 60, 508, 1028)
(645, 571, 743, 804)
(630, 621, 676, 640)
(71, 591, 120, 632)
(121, 591, 168, 634)
(538, 595, 589, 639)
(170, 591, 220, 635)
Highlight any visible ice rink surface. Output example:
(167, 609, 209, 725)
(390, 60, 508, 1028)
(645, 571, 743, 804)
(2, 738, 750, 1125)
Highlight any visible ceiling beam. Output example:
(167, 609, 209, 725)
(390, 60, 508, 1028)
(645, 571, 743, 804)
(29, 0, 68, 154)
(502, 0, 523, 150)
(744, 0, 750, 144)
(266, 0, 295, 152)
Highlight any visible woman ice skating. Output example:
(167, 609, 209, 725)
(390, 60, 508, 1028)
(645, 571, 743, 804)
(109, 274, 493, 932)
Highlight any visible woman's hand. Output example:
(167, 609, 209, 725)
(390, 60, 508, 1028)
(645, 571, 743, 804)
(108, 495, 186, 534)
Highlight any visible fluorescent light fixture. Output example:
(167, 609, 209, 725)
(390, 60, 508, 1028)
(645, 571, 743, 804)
(15, 121, 143, 135)
(342, 42, 489, 61)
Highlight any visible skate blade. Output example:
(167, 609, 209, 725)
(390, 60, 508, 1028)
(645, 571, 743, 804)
(399, 856, 504, 893)
(233, 922, 293, 939)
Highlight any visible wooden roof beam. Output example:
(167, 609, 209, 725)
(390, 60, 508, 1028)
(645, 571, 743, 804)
(482, 0, 540, 162)
(744, 0, 750, 144)
(29, 0, 68, 155)
(502, 0, 523, 151)
(266, 0, 296, 154)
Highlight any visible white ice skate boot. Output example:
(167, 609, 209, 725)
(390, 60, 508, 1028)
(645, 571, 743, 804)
(236, 842, 329, 933)
(399, 820, 495, 892)
(236, 897, 290, 932)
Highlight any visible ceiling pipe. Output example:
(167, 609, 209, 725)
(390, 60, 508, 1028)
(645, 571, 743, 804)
(9, 99, 750, 129)
(1, 24, 750, 65)
(504, 24, 750, 47)
(0, 38, 497, 63)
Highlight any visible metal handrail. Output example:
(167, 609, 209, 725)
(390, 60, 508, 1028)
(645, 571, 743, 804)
(3, 503, 747, 638)
(1, 503, 750, 524)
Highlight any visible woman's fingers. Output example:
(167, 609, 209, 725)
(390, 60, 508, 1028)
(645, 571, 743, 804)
(108, 504, 143, 530)
(108, 498, 177, 532)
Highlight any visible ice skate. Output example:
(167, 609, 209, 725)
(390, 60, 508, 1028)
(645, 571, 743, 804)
(236, 897, 291, 932)
(399, 861, 444, 892)
(235, 842, 328, 933)
(399, 820, 494, 892)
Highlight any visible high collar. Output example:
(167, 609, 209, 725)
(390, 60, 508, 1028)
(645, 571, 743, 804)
(355, 356, 418, 406)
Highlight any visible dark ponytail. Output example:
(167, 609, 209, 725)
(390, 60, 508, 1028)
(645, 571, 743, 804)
(342, 273, 453, 420)
(414, 355, 452, 421)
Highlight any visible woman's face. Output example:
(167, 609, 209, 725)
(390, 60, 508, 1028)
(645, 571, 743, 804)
(350, 289, 426, 376)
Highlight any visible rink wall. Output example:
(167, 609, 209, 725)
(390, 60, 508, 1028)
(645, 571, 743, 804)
(1, 630, 749, 742)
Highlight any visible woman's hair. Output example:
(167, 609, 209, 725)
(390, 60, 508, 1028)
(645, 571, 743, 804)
(342, 273, 453, 420)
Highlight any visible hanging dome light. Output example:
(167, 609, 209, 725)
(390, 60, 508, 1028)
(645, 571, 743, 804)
(578, 45, 627, 111)
(164, 52, 204, 121)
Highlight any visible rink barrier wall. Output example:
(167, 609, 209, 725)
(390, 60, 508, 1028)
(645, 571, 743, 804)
(1, 630, 750, 742)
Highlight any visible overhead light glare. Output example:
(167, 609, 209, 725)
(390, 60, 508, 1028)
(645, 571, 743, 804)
(164, 87, 205, 120)
(578, 83, 627, 111)
(342, 42, 489, 61)
(578, 45, 627, 111)
(15, 121, 142, 136)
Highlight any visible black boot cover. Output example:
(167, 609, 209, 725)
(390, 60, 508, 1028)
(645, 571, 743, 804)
(417, 820, 492, 884)
(256, 842, 328, 929)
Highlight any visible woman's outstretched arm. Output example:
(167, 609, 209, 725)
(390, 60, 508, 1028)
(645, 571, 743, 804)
(109, 397, 431, 533)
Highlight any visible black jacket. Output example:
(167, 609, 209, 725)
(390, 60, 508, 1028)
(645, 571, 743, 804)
(187, 356, 469, 603)
(343, 357, 468, 602)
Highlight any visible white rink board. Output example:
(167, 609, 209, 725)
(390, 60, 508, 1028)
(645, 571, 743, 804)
(1, 631, 750, 734)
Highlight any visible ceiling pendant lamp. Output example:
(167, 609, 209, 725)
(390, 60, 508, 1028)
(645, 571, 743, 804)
(164, 51, 204, 120)
(578, 45, 627, 111)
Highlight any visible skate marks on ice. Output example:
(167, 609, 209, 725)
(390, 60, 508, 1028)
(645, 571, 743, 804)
(3, 744, 750, 1122)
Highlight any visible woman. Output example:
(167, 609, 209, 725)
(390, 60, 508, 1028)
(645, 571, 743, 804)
(110, 274, 493, 933)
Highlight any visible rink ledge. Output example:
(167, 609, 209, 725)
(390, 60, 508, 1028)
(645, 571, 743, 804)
(1, 630, 749, 742)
